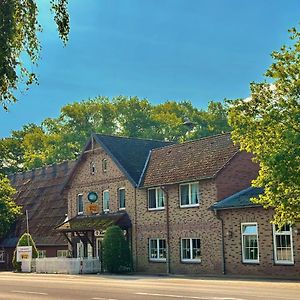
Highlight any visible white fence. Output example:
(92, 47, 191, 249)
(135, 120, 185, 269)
(35, 258, 101, 274)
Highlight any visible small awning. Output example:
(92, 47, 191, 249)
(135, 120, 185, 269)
(55, 211, 132, 232)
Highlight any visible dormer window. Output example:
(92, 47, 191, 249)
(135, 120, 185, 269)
(90, 162, 96, 175)
(102, 159, 107, 173)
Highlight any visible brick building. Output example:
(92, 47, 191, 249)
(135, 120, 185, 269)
(212, 187, 300, 276)
(138, 133, 259, 274)
(56, 134, 173, 266)
(3, 132, 299, 276)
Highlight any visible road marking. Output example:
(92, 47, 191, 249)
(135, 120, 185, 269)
(11, 290, 48, 295)
(135, 293, 245, 300)
(91, 298, 117, 300)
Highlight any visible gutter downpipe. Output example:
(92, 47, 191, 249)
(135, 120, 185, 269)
(134, 187, 138, 272)
(161, 186, 170, 274)
(214, 208, 226, 275)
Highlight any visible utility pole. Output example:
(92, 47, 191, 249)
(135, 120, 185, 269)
(26, 210, 30, 246)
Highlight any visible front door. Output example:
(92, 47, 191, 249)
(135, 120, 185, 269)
(96, 238, 102, 259)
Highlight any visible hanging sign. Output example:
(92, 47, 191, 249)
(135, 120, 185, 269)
(86, 203, 100, 214)
(87, 192, 98, 203)
(17, 246, 32, 262)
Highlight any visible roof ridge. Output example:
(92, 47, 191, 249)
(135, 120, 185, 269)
(8, 160, 76, 177)
(150, 132, 232, 152)
(94, 133, 173, 143)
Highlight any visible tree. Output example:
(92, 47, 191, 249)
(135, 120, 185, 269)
(0, 96, 230, 173)
(12, 232, 38, 271)
(228, 27, 300, 226)
(102, 225, 131, 273)
(0, 174, 21, 239)
(0, 0, 69, 110)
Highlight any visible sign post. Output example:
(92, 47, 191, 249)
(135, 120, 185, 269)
(17, 246, 32, 272)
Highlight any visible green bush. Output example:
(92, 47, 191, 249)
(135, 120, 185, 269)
(12, 232, 38, 271)
(102, 225, 131, 273)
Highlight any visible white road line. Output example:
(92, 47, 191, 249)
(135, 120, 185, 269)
(11, 290, 48, 295)
(91, 298, 117, 300)
(135, 292, 245, 300)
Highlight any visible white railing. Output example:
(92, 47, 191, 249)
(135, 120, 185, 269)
(35, 257, 101, 274)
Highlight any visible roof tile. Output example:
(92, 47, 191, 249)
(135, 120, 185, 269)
(142, 133, 238, 187)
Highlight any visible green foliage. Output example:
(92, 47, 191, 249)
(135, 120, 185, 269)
(0, 96, 230, 174)
(12, 232, 38, 271)
(102, 225, 131, 273)
(228, 26, 300, 226)
(0, 174, 21, 239)
(0, 0, 69, 110)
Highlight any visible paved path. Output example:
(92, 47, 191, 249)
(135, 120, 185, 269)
(0, 272, 299, 300)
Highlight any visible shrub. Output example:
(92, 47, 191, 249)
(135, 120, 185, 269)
(102, 225, 131, 273)
(12, 232, 38, 271)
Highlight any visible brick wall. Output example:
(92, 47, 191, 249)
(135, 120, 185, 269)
(66, 142, 138, 267)
(219, 207, 300, 276)
(215, 151, 259, 201)
(136, 180, 223, 275)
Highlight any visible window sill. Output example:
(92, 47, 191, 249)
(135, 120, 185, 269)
(181, 259, 201, 264)
(77, 212, 84, 216)
(242, 260, 259, 264)
(149, 259, 166, 263)
(119, 207, 126, 211)
(103, 210, 109, 213)
(180, 204, 199, 208)
(148, 207, 165, 211)
(274, 261, 294, 266)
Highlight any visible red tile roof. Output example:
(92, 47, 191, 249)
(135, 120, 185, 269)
(141, 133, 239, 187)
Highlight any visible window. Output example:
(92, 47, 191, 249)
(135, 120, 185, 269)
(57, 250, 69, 258)
(0, 250, 4, 262)
(77, 194, 84, 215)
(181, 238, 201, 262)
(37, 250, 46, 258)
(148, 187, 165, 210)
(118, 188, 126, 210)
(273, 224, 294, 264)
(103, 190, 110, 212)
(90, 161, 95, 175)
(102, 159, 107, 173)
(180, 182, 199, 207)
(149, 239, 166, 261)
(241, 223, 259, 263)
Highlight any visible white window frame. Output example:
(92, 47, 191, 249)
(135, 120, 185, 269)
(0, 250, 5, 263)
(77, 193, 84, 215)
(180, 238, 201, 263)
(149, 238, 167, 262)
(57, 250, 69, 258)
(118, 187, 126, 210)
(273, 224, 294, 265)
(90, 161, 96, 175)
(102, 158, 108, 173)
(241, 222, 259, 264)
(37, 250, 47, 258)
(179, 182, 200, 208)
(103, 190, 110, 212)
(148, 187, 165, 210)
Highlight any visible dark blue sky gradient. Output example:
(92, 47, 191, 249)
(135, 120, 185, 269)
(1, 0, 300, 137)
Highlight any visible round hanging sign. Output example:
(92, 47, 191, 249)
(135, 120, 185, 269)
(87, 192, 98, 203)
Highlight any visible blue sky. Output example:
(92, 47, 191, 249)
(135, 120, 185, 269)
(1, 0, 300, 137)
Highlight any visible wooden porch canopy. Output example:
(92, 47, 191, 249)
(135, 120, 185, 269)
(55, 212, 132, 257)
(55, 211, 132, 233)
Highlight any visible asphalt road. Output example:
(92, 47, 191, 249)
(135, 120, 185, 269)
(0, 272, 299, 300)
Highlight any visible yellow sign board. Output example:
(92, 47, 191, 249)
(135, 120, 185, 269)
(86, 203, 100, 215)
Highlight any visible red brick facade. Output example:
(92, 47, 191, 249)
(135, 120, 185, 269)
(219, 207, 300, 276)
